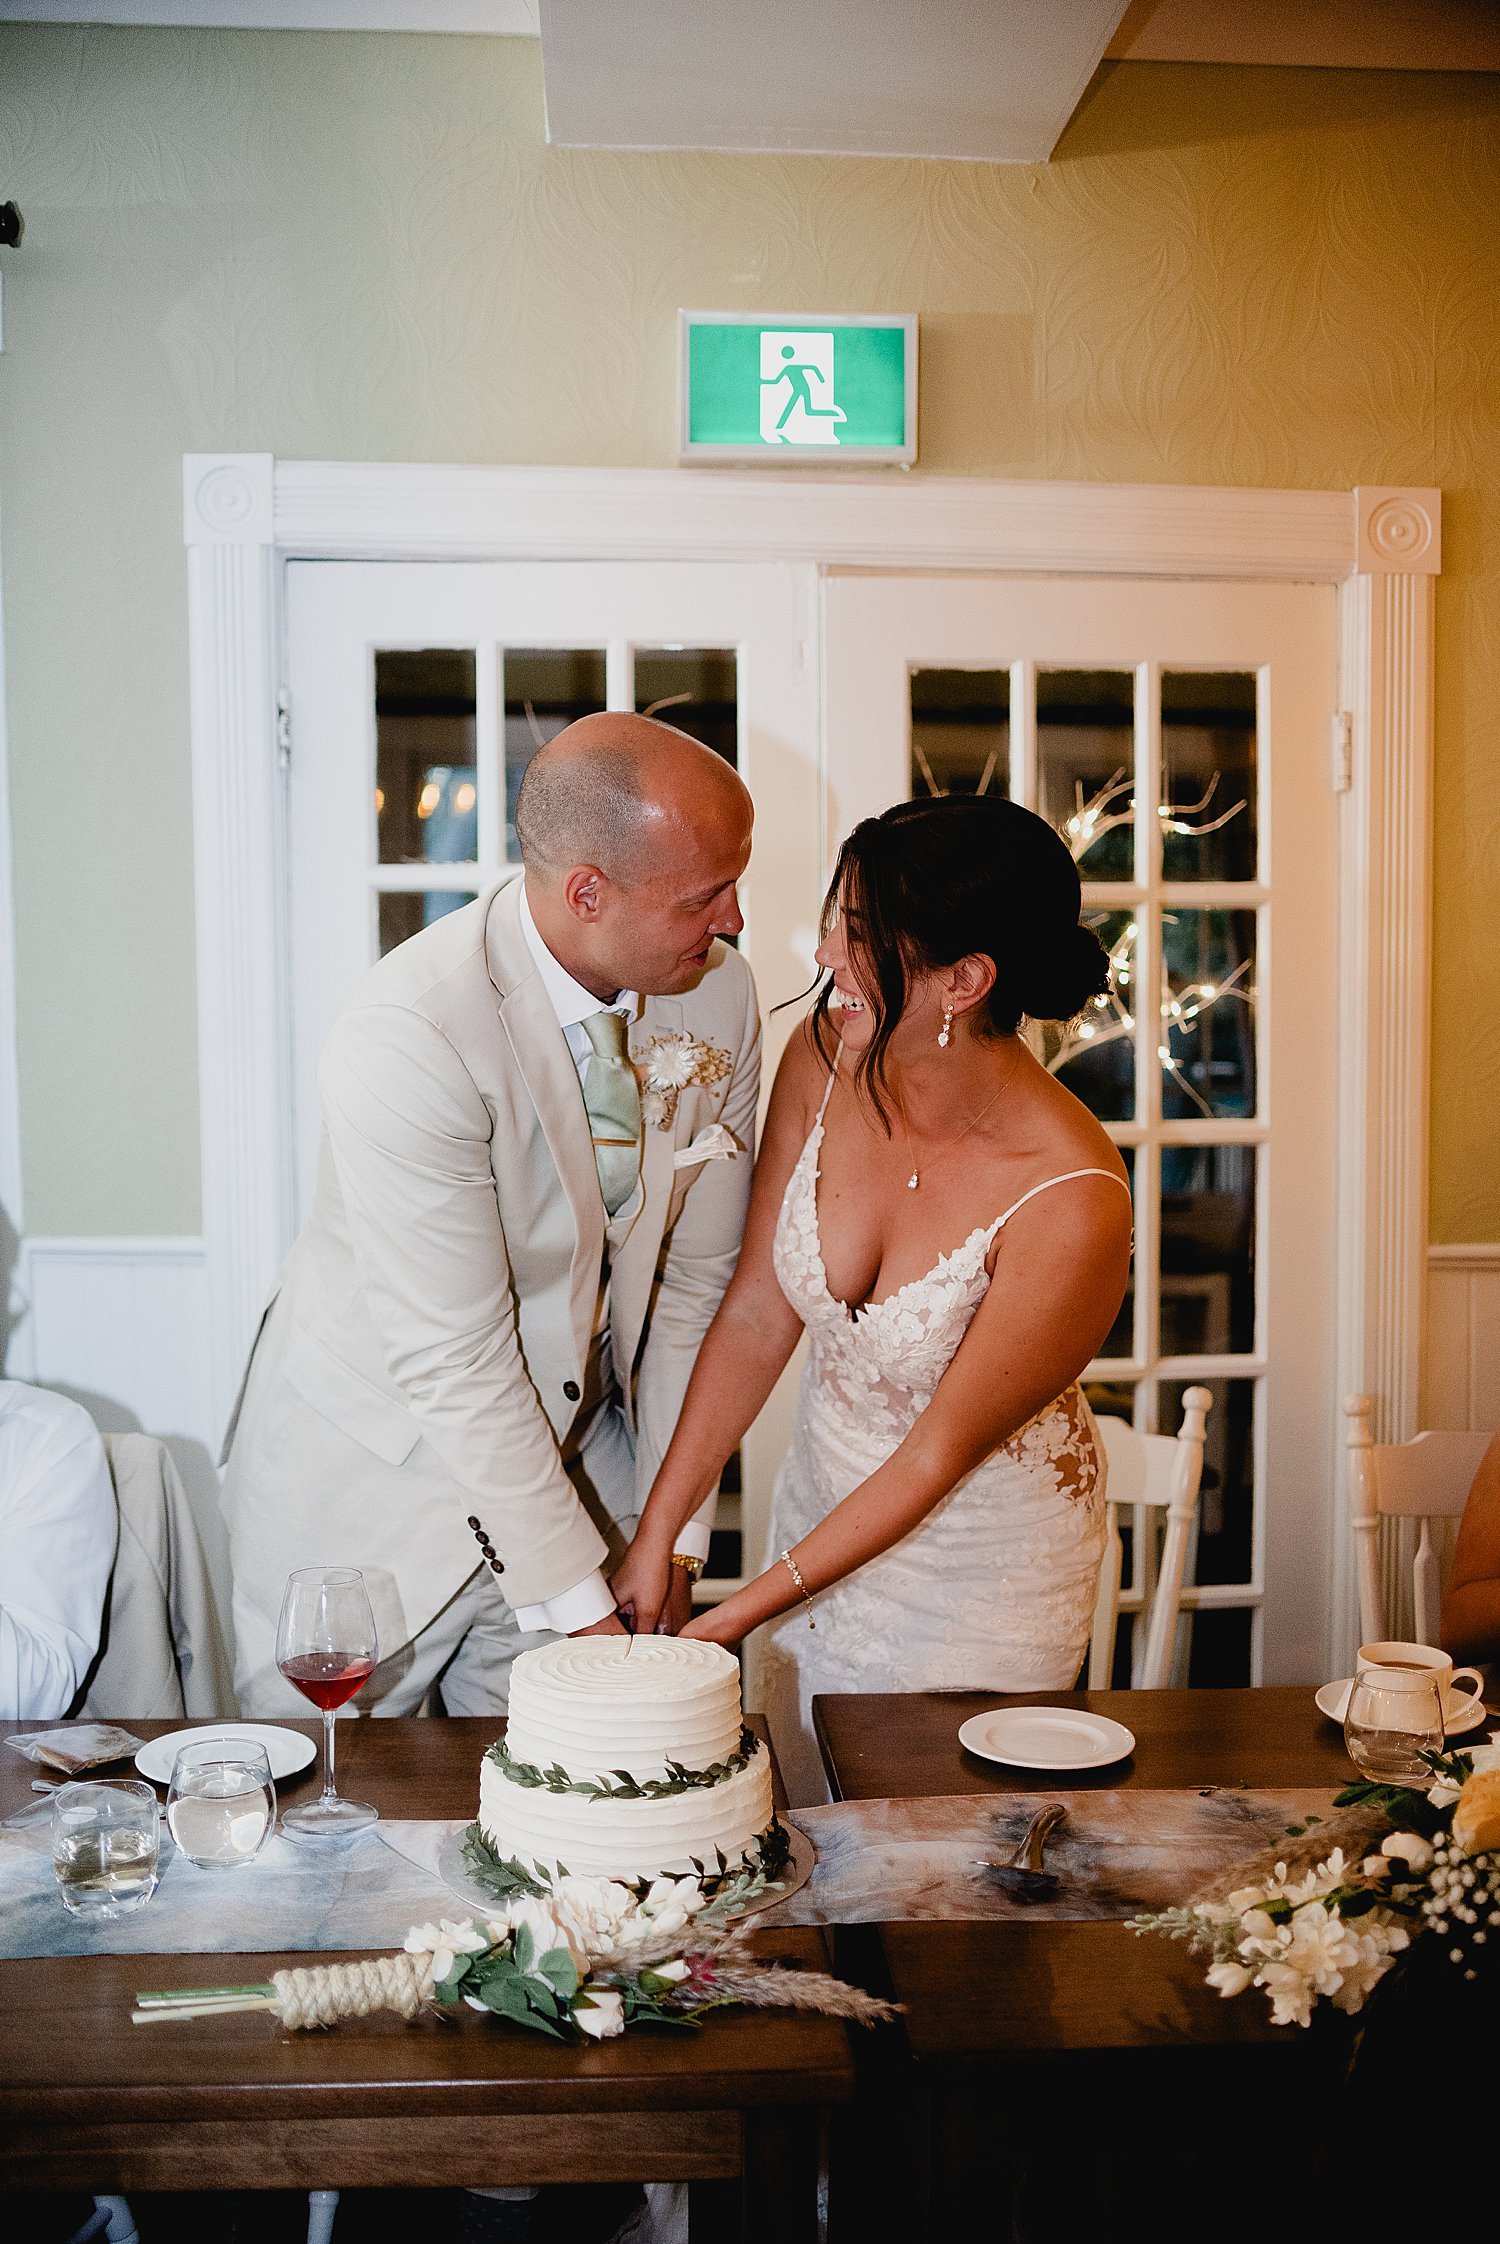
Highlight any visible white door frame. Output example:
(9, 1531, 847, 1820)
(184, 455, 1440, 1668)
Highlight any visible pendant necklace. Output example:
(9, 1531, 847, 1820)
(893, 1060, 1013, 1192)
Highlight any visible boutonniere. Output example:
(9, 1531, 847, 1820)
(634, 1031, 732, 1129)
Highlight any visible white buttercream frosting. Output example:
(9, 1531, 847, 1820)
(504, 1636, 745, 1780)
(479, 1635, 776, 1882)
(479, 1745, 774, 1881)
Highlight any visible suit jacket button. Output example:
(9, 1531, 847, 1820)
(563, 1380, 581, 1402)
(489, 1557, 505, 1574)
(467, 1515, 482, 1531)
(479, 1540, 495, 1558)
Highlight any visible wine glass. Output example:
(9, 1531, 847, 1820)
(275, 1567, 379, 1839)
(166, 1740, 276, 1869)
(1343, 1660, 1445, 1788)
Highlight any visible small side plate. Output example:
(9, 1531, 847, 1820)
(1315, 1679, 1491, 1737)
(958, 1706, 1136, 1772)
(135, 1723, 317, 1786)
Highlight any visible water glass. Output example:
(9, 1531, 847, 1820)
(52, 1779, 160, 1917)
(1343, 1661, 1445, 1787)
(166, 1740, 276, 1869)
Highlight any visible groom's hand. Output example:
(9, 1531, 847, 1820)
(570, 1611, 628, 1637)
(659, 1567, 695, 1636)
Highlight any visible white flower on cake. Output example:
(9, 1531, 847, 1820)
(635, 1032, 732, 1129)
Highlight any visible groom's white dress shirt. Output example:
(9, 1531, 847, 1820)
(511, 890, 712, 1634)
(0, 1380, 117, 1721)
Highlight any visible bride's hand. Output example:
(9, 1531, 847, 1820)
(682, 1605, 743, 1650)
(609, 1534, 674, 1636)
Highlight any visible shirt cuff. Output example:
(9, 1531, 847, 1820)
(672, 1520, 713, 1564)
(512, 1569, 617, 1635)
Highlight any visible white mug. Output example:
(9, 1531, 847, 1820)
(1355, 1640, 1485, 1726)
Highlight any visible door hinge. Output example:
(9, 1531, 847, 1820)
(276, 687, 292, 770)
(1330, 710, 1353, 793)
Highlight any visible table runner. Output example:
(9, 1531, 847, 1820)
(0, 1790, 1343, 1957)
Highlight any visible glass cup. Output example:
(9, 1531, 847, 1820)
(166, 1740, 276, 1870)
(52, 1779, 161, 1917)
(1343, 1661, 1445, 1787)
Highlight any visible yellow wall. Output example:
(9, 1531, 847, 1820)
(0, 30, 1495, 1236)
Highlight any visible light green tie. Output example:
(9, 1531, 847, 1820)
(580, 1009, 643, 1217)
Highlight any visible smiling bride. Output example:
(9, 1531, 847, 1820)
(610, 795, 1133, 1801)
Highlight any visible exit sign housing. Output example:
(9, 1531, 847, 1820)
(679, 311, 918, 465)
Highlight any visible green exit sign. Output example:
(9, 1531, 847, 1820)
(679, 311, 917, 465)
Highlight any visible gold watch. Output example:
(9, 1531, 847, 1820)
(669, 1552, 706, 1580)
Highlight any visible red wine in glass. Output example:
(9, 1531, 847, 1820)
(279, 1653, 376, 1712)
(275, 1568, 379, 1839)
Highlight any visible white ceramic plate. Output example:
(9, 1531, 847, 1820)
(1315, 1679, 1492, 1738)
(958, 1707, 1136, 1772)
(135, 1723, 317, 1786)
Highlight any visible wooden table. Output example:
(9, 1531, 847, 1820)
(0, 1718, 851, 2239)
(811, 1684, 1493, 2240)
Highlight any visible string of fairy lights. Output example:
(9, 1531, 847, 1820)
(1048, 766, 1254, 1122)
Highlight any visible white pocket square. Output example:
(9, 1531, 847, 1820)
(674, 1124, 740, 1170)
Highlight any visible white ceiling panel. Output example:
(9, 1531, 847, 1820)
(541, 0, 1131, 164)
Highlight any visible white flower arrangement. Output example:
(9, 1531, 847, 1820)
(635, 1031, 732, 1129)
(1132, 1737, 1500, 2027)
(137, 1866, 901, 2038)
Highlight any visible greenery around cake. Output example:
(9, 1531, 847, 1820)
(485, 1723, 761, 1802)
(459, 1814, 793, 1914)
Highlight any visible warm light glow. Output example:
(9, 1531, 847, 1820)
(417, 782, 441, 820)
(454, 782, 476, 815)
(374, 788, 385, 814)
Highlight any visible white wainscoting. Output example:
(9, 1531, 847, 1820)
(1423, 1245, 1500, 1432)
(3, 1235, 229, 1606)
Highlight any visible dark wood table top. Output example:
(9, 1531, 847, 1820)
(0, 1716, 851, 2189)
(811, 1683, 1493, 2066)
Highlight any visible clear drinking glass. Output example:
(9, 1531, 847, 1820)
(275, 1566, 379, 1840)
(52, 1779, 160, 1917)
(1343, 1662, 1445, 1787)
(166, 1740, 276, 1869)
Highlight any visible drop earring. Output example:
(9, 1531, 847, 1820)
(937, 1003, 954, 1049)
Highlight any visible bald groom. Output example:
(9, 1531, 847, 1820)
(222, 716, 759, 1713)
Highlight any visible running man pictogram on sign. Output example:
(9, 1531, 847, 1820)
(759, 330, 847, 445)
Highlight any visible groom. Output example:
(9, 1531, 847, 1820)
(222, 714, 759, 1714)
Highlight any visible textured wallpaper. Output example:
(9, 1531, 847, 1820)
(0, 30, 1496, 1236)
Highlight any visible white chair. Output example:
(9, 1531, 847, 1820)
(1344, 1395, 1494, 1645)
(1088, 1388, 1212, 1690)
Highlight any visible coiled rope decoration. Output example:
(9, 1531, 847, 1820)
(132, 1952, 437, 2028)
(272, 1952, 436, 2028)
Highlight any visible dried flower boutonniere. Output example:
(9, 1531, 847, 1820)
(635, 1031, 732, 1129)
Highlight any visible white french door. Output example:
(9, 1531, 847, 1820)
(823, 574, 1340, 1684)
(284, 558, 822, 1597)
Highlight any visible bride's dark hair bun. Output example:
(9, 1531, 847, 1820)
(1012, 918, 1113, 1027)
(815, 795, 1111, 1114)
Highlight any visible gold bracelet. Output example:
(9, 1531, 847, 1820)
(780, 1547, 816, 1630)
(669, 1551, 705, 1580)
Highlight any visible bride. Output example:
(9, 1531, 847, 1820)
(611, 796, 1133, 1801)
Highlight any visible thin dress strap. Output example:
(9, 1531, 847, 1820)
(813, 1061, 839, 1129)
(994, 1168, 1132, 1232)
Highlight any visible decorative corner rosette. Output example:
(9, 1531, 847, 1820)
(634, 1031, 732, 1130)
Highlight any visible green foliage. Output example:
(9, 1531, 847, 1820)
(485, 1727, 761, 1803)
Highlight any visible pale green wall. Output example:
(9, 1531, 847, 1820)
(0, 28, 1496, 1236)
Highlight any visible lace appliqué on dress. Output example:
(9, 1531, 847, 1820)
(756, 1115, 1109, 1805)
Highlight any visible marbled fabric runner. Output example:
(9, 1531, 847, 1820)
(0, 1790, 1343, 1956)
(762, 1788, 1345, 1926)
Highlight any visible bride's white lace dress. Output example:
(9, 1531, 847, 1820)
(754, 1093, 1114, 1803)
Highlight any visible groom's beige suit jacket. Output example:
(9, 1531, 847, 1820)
(221, 875, 760, 1656)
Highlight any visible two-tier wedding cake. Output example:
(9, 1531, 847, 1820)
(477, 1635, 777, 1883)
